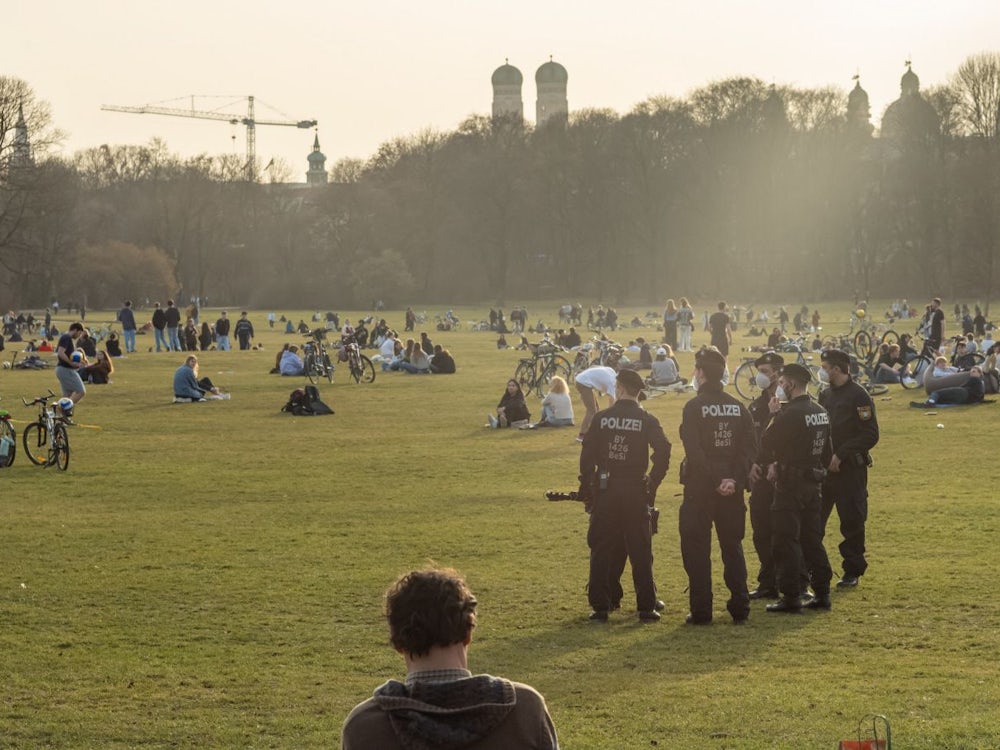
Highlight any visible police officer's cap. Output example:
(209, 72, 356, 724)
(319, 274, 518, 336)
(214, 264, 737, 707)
(782, 362, 812, 385)
(616, 368, 645, 394)
(754, 351, 784, 368)
(821, 348, 851, 372)
(695, 348, 726, 369)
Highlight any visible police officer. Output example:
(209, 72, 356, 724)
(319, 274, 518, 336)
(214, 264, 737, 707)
(757, 363, 834, 612)
(579, 369, 671, 622)
(746, 352, 784, 599)
(817, 349, 880, 588)
(678, 348, 756, 625)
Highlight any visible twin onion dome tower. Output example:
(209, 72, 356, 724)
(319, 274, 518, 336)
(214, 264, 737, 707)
(491, 57, 569, 126)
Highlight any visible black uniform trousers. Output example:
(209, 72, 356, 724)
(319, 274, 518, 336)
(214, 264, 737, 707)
(748, 478, 776, 590)
(587, 482, 655, 613)
(822, 464, 869, 578)
(679, 487, 750, 621)
(772, 478, 832, 598)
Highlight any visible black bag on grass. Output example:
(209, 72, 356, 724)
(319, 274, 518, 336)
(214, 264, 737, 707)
(282, 386, 333, 416)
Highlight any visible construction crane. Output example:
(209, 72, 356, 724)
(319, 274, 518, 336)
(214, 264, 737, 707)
(101, 95, 317, 181)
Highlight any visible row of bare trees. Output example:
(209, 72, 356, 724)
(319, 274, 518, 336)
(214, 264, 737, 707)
(2, 53, 999, 312)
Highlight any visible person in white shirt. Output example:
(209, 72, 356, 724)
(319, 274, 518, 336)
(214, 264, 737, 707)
(574, 365, 617, 442)
(376, 333, 399, 371)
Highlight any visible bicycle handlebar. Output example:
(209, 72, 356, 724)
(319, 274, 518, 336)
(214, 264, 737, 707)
(22, 389, 57, 407)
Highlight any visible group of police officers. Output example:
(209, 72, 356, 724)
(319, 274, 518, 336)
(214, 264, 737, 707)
(578, 346, 879, 623)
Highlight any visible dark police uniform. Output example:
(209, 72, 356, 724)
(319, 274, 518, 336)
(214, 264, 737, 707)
(580, 388, 670, 616)
(679, 379, 756, 623)
(818, 351, 879, 584)
(746, 353, 783, 597)
(758, 381, 833, 605)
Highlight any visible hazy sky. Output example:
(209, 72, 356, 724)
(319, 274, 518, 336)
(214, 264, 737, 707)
(6, 1, 998, 177)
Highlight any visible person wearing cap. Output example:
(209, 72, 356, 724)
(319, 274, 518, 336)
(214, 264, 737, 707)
(818, 348, 880, 589)
(678, 348, 756, 625)
(746, 351, 785, 600)
(578, 368, 671, 622)
(648, 346, 683, 386)
(756, 362, 834, 613)
(574, 365, 617, 443)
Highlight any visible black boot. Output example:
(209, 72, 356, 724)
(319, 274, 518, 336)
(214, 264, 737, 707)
(765, 596, 802, 613)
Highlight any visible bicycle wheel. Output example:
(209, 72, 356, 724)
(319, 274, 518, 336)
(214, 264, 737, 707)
(49, 424, 69, 471)
(854, 331, 873, 360)
(514, 360, 536, 393)
(357, 355, 376, 383)
(549, 355, 572, 382)
(305, 353, 319, 384)
(900, 356, 929, 388)
(733, 360, 760, 401)
(323, 353, 335, 383)
(0, 418, 16, 466)
(22, 422, 48, 466)
(880, 329, 899, 347)
(52, 423, 70, 471)
(866, 382, 890, 396)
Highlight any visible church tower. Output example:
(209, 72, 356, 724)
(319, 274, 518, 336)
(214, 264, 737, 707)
(11, 103, 33, 169)
(535, 57, 568, 127)
(491, 60, 524, 120)
(846, 75, 873, 135)
(306, 133, 328, 186)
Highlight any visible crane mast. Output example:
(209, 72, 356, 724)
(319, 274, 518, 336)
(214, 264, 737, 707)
(101, 95, 317, 181)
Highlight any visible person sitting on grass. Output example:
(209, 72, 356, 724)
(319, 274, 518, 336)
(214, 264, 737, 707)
(399, 340, 431, 374)
(488, 379, 530, 428)
(279, 345, 305, 376)
(429, 345, 456, 374)
(82, 350, 114, 384)
(932, 356, 958, 378)
(529, 375, 574, 428)
(105, 332, 123, 358)
(873, 343, 904, 384)
(173, 355, 229, 401)
(647, 346, 684, 386)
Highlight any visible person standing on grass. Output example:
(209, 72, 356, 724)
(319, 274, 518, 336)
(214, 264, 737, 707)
(678, 348, 756, 625)
(215, 311, 231, 351)
(55, 322, 87, 414)
(234, 311, 254, 350)
(341, 567, 559, 750)
(709, 301, 732, 358)
(118, 300, 137, 354)
(579, 369, 670, 623)
(165, 299, 181, 351)
(151, 302, 168, 352)
(818, 349, 880, 590)
(756, 362, 834, 614)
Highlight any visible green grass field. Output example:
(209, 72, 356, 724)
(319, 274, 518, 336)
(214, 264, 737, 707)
(1, 306, 998, 749)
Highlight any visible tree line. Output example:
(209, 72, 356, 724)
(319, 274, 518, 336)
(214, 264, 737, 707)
(2, 52, 999, 312)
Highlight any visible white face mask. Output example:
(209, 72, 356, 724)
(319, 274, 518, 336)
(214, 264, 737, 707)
(775, 385, 788, 401)
(818, 368, 830, 384)
(755, 372, 772, 390)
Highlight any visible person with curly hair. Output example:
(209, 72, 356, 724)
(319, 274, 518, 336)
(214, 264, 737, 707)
(342, 567, 558, 750)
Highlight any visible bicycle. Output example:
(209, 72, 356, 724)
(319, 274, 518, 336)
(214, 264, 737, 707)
(0, 398, 16, 467)
(21, 390, 70, 470)
(514, 340, 571, 397)
(343, 338, 376, 384)
(302, 328, 335, 384)
(732, 344, 818, 401)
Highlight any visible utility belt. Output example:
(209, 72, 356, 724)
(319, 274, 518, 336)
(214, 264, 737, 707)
(778, 463, 827, 484)
(836, 452, 873, 470)
(595, 470, 646, 490)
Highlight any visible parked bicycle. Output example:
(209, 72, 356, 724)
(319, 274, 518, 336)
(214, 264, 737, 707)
(303, 328, 335, 384)
(0, 398, 16, 467)
(514, 340, 571, 397)
(343, 337, 376, 384)
(21, 390, 70, 470)
(733, 343, 818, 401)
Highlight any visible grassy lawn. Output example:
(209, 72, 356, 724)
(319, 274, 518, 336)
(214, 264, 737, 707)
(1, 304, 997, 749)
